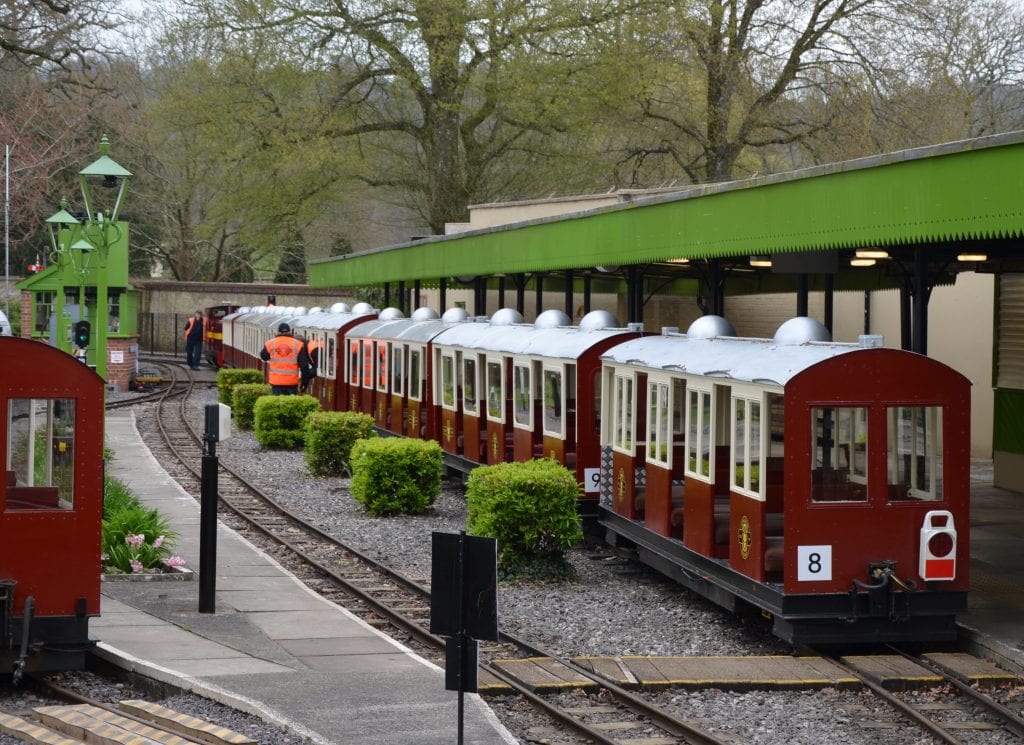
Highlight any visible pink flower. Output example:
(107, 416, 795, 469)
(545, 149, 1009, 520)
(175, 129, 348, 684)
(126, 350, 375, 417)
(153, 535, 165, 548)
(125, 533, 145, 548)
(163, 556, 187, 568)
(130, 560, 143, 573)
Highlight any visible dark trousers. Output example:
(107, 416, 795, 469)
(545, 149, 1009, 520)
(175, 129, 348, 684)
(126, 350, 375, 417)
(271, 384, 299, 395)
(185, 338, 203, 369)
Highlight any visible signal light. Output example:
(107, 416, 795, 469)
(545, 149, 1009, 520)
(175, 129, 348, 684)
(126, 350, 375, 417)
(919, 510, 957, 581)
(74, 320, 91, 349)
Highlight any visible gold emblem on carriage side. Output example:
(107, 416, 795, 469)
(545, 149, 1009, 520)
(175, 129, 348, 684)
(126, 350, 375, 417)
(349, 393, 357, 410)
(409, 409, 419, 431)
(616, 468, 626, 508)
(443, 421, 454, 443)
(738, 515, 752, 560)
(491, 433, 500, 460)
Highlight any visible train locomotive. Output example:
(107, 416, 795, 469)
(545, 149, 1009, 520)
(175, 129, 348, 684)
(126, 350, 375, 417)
(1, 337, 104, 680)
(220, 305, 971, 644)
(202, 303, 240, 368)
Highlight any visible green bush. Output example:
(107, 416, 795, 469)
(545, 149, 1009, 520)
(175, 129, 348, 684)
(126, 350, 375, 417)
(102, 475, 184, 573)
(466, 459, 583, 575)
(305, 411, 377, 476)
(253, 395, 322, 448)
(217, 368, 264, 404)
(232, 383, 273, 430)
(350, 438, 442, 516)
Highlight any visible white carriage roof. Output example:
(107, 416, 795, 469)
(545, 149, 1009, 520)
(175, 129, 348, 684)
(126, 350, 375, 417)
(601, 334, 865, 387)
(434, 322, 633, 359)
(292, 310, 375, 330)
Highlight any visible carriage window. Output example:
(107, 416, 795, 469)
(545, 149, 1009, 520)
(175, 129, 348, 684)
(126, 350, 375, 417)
(362, 340, 374, 388)
(543, 367, 564, 437)
(441, 353, 456, 408)
(887, 406, 943, 501)
(611, 373, 634, 453)
(408, 348, 422, 401)
(348, 340, 360, 386)
(34, 292, 54, 335)
(811, 407, 868, 502)
(377, 344, 389, 392)
(672, 379, 686, 442)
(464, 357, 478, 414)
(513, 363, 531, 427)
(732, 395, 762, 496)
(685, 388, 712, 480)
(486, 360, 503, 421)
(6, 398, 76, 510)
(646, 380, 670, 466)
(392, 345, 404, 396)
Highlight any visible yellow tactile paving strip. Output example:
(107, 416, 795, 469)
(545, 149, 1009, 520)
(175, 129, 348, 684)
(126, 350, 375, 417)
(119, 701, 256, 745)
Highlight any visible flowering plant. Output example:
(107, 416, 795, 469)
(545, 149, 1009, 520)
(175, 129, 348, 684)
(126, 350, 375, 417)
(102, 475, 183, 574)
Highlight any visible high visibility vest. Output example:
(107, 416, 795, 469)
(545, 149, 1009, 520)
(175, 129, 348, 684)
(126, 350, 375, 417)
(265, 336, 302, 386)
(306, 340, 321, 369)
(184, 316, 205, 341)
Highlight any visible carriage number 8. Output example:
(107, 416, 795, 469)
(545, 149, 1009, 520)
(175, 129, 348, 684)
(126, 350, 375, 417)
(797, 545, 833, 581)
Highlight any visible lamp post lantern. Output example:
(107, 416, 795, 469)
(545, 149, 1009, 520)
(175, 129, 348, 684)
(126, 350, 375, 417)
(45, 199, 81, 353)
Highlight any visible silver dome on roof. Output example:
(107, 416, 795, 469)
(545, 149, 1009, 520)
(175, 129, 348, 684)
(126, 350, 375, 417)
(774, 316, 831, 345)
(238, 307, 251, 314)
(686, 315, 736, 339)
(490, 308, 524, 326)
(308, 306, 322, 314)
(351, 302, 375, 315)
(379, 307, 405, 320)
(330, 302, 351, 313)
(441, 307, 469, 322)
(534, 309, 572, 329)
(294, 306, 308, 315)
(411, 306, 440, 321)
(578, 309, 619, 331)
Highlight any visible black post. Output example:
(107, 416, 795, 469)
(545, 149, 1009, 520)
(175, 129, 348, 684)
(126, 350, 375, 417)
(824, 274, 834, 333)
(583, 273, 592, 315)
(398, 281, 406, 315)
(564, 269, 574, 318)
(383, 282, 391, 309)
(913, 247, 928, 355)
(413, 280, 421, 311)
(535, 273, 544, 318)
(498, 276, 506, 309)
(457, 532, 466, 745)
(796, 274, 809, 317)
(439, 277, 447, 312)
(515, 274, 526, 314)
(199, 419, 218, 613)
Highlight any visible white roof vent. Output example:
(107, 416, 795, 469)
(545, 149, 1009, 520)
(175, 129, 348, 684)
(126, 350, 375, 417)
(859, 334, 884, 348)
(379, 307, 405, 320)
(578, 309, 619, 331)
(351, 302, 375, 315)
(490, 308, 524, 326)
(535, 309, 572, 329)
(441, 307, 470, 322)
(330, 302, 351, 313)
(686, 315, 736, 339)
(411, 306, 440, 321)
(774, 316, 831, 345)
(308, 306, 323, 314)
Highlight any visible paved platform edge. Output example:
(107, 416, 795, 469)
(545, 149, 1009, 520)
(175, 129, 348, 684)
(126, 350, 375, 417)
(957, 626, 1024, 677)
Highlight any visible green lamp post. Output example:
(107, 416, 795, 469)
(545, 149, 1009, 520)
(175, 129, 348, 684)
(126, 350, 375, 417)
(74, 135, 133, 377)
(44, 199, 80, 354)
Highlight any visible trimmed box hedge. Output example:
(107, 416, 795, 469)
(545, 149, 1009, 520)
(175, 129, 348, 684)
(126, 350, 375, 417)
(305, 411, 377, 476)
(253, 395, 322, 449)
(350, 438, 442, 516)
(217, 368, 264, 404)
(232, 383, 273, 430)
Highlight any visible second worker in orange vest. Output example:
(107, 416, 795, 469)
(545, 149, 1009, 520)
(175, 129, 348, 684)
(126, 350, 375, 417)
(259, 322, 311, 395)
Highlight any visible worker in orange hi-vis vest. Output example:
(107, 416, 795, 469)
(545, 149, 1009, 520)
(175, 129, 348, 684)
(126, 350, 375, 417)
(259, 322, 311, 395)
(183, 311, 206, 370)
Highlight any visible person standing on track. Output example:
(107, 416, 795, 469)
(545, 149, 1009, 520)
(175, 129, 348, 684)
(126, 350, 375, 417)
(184, 311, 205, 370)
(260, 322, 310, 395)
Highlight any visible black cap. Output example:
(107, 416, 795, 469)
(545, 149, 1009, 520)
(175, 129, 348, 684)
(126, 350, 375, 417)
(278, 322, 291, 333)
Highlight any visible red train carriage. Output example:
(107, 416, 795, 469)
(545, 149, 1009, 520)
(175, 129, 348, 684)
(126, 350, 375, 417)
(343, 307, 470, 440)
(1, 337, 104, 679)
(598, 316, 970, 644)
(430, 309, 642, 491)
(292, 303, 379, 411)
(203, 303, 240, 368)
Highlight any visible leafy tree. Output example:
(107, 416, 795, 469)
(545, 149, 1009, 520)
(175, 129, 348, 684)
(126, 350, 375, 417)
(0, 0, 117, 72)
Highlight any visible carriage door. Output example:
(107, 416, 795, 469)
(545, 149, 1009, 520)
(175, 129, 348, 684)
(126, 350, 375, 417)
(407, 346, 424, 438)
(485, 357, 509, 464)
(607, 366, 639, 519)
(461, 353, 484, 463)
(511, 359, 539, 461)
(391, 343, 406, 435)
(541, 363, 568, 466)
(437, 349, 460, 455)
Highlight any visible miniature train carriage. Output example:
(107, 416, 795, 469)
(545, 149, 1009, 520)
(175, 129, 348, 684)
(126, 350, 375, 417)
(430, 309, 643, 490)
(291, 303, 377, 410)
(598, 316, 971, 644)
(343, 307, 471, 439)
(1, 337, 105, 677)
(203, 303, 239, 368)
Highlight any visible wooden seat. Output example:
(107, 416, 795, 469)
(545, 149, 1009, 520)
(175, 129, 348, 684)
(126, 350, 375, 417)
(6, 486, 60, 509)
(765, 536, 785, 574)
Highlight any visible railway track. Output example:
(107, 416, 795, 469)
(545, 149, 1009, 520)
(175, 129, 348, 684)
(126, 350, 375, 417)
(0, 674, 258, 745)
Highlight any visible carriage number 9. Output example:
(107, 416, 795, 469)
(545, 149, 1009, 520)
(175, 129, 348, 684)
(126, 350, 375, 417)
(797, 545, 833, 581)
(584, 468, 601, 493)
